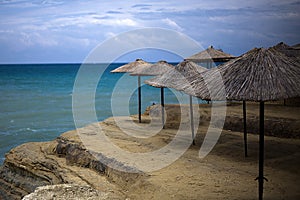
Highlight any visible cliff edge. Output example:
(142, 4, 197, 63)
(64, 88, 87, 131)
(0, 103, 299, 199)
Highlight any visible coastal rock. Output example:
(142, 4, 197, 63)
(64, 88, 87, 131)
(0, 128, 137, 200)
(0, 103, 299, 199)
(22, 184, 108, 200)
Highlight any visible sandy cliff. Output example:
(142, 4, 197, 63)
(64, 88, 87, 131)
(0, 103, 299, 199)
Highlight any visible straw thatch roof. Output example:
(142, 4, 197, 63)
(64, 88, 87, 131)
(130, 60, 174, 76)
(188, 47, 300, 101)
(271, 42, 300, 58)
(185, 46, 236, 62)
(145, 60, 207, 94)
(292, 43, 300, 49)
(110, 59, 152, 73)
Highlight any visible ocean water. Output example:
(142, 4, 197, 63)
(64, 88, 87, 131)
(0, 63, 195, 165)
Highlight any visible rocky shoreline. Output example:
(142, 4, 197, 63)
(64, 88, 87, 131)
(0, 126, 142, 199)
(0, 103, 299, 199)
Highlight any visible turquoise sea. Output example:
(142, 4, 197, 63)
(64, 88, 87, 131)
(0, 63, 194, 164)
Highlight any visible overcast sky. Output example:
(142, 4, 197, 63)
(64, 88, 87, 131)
(0, 0, 299, 63)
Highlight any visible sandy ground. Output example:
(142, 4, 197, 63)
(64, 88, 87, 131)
(75, 102, 300, 200)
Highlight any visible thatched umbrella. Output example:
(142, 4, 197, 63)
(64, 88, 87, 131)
(111, 59, 152, 123)
(271, 42, 300, 59)
(130, 60, 173, 76)
(145, 60, 207, 144)
(130, 60, 174, 127)
(291, 44, 300, 59)
(292, 43, 300, 51)
(185, 45, 236, 68)
(271, 42, 300, 106)
(145, 60, 207, 92)
(110, 58, 152, 73)
(186, 51, 250, 157)
(188, 47, 300, 200)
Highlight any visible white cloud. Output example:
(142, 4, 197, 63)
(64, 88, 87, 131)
(92, 18, 138, 27)
(105, 32, 117, 39)
(262, 11, 300, 20)
(63, 36, 93, 48)
(216, 29, 235, 34)
(162, 18, 183, 31)
(0, 0, 299, 63)
(208, 16, 228, 22)
(182, 0, 299, 10)
(19, 32, 58, 47)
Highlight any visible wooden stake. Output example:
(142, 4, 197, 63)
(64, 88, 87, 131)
(189, 95, 195, 145)
(258, 101, 265, 200)
(243, 101, 248, 157)
(138, 76, 142, 123)
(161, 87, 165, 128)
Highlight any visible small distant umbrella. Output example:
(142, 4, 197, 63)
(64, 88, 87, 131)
(185, 45, 236, 68)
(292, 43, 300, 51)
(145, 60, 207, 144)
(130, 60, 174, 127)
(271, 42, 300, 59)
(110, 58, 152, 73)
(146, 60, 207, 93)
(291, 44, 300, 60)
(111, 59, 152, 123)
(270, 42, 300, 106)
(130, 60, 173, 76)
(188, 47, 300, 200)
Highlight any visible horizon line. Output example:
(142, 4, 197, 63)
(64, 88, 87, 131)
(0, 61, 181, 65)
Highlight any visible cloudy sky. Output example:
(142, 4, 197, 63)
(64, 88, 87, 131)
(0, 0, 299, 63)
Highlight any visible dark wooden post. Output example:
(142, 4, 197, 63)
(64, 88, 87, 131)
(161, 87, 165, 128)
(138, 76, 142, 123)
(258, 101, 265, 200)
(189, 95, 195, 145)
(243, 101, 248, 157)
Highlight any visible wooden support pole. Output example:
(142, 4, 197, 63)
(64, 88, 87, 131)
(243, 101, 248, 157)
(189, 95, 195, 145)
(138, 76, 142, 123)
(258, 101, 265, 200)
(161, 87, 165, 128)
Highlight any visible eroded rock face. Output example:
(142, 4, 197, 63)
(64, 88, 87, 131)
(1, 104, 299, 199)
(0, 141, 61, 199)
(22, 184, 108, 200)
(0, 129, 130, 200)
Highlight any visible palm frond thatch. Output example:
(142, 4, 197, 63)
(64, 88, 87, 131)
(145, 60, 207, 94)
(130, 60, 174, 76)
(185, 46, 236, 62)
(189, 47, 300, 101)
(110, 59, 152, 73)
